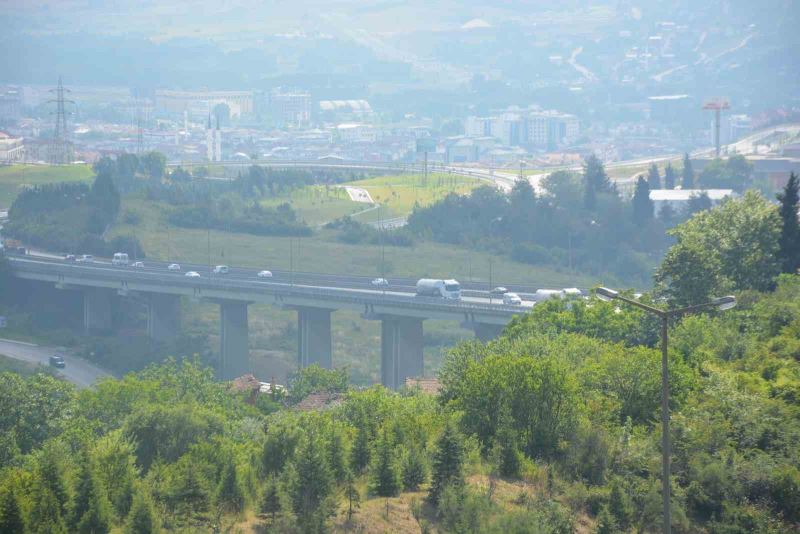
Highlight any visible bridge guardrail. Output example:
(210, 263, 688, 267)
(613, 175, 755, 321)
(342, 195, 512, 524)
(10, 258, 525, 317)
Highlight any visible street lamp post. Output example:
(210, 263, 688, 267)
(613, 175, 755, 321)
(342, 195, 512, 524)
(595, 288, 736, 534)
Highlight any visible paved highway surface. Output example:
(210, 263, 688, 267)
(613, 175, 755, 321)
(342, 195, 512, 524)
(0, 337, 111, 388)
(20, 249, 575, 302)
(12, 253, 541, 313)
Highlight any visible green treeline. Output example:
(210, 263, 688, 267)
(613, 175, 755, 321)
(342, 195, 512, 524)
(406, 155, 759, 286)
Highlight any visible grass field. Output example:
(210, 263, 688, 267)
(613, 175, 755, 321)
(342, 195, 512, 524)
(260, 187, 373, 227)
(0, 164, 94, 208)
(111, 196, 594, 287)
(347, 173, 482, 217)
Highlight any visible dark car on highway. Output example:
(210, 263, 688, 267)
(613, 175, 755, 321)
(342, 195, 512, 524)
(49, 355, 66, 368)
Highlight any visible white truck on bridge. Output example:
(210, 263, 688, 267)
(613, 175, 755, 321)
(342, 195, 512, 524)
(416, 279, 462, 300)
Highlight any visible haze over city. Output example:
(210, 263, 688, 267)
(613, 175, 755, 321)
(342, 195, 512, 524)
(0, 1, 799, 533)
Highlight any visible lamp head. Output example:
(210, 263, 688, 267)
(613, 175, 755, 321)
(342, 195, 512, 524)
(595, 287, 619, 302)
(712, 295, 737, 311)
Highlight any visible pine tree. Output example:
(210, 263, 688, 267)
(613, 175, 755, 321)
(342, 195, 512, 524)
(659, 203, 677, 226)
(30, 486, 67, 534)
(582, 154, 610, 209)
(38, 447, 69, 520)
(370, 427, 401, 497)
(125, 487, 161, 534)
(596, 505, 618, 534)
(777, 172, 800, 273)
(215, 455, 244, 517)
(686, 192, 712, 217)
(490, 407, 521, 479)
(682, 153, 695, 189)
(288, 431, 333, 532)
(349, 422, 371, 475)
(664, 163, 676, 189)
(260, 477, 282, 523)
(0, 487, 25, 534)
(344, 471, 361, 523)
(632, 176, 654, 224)
(608, 478, 633, 530)
(71, 456, 112, 534)
(326, 425, 348, 481)
(427, 421, 465, 506)
(401, 446, 428, 491)
(647, 163, 661, 190)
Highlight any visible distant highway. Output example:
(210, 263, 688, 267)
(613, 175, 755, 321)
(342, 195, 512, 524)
(0, 337, 111, 388)
(20, 248, 581, 301)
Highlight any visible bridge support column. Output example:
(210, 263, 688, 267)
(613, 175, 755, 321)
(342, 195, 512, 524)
(468, 322, 505, 343)
(219, 300, 249, 380)
(146, 294, 182, 342)
(297, 307, 332, 369)
(380, 316, 424, 390)
(83, 288, 113, 334)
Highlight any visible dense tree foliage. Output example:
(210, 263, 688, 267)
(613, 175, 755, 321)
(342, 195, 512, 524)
(4, 167, 142, 257)
(407, 159, 674, 285)
(777, 172, 800, 274)
(656, 191, 781, 304)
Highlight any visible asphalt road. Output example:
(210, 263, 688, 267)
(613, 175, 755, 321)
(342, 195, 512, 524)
(0, 337, 111, 388)
(21, 251, 555, 306)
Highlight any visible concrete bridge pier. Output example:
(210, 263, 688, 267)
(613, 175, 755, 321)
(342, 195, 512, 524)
(297, 307, 333, 369)
(83, 288, 114, 334)
(467, 322, 505, 343)
(380, 316, 424, 390)
(146, 293, 182, 342)
(219, 300, 250, 380)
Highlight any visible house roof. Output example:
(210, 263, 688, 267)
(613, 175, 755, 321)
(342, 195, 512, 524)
(649, 189, 735, 201)
(294, 392, 343, 411)
(404, 377, 441, 395)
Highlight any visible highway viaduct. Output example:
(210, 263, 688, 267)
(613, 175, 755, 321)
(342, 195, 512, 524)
(8, 255, 523, 388)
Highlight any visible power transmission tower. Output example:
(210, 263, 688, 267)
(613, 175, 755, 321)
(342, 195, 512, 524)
(47, 76, 74, 164)
(703, 98, 730, 158)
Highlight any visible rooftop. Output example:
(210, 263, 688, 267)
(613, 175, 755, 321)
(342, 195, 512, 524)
(649, 189, 735, 201)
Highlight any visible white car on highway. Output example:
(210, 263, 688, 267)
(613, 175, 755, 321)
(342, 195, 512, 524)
(185, 271, 201, 278)
(75, 254, 94, 263)
(257, 270, 273, 278)
(167, 263, 181, 271)
(502, 292, 523, 306)
(132, 261, 145, 268)
(371, 277, 389, 287)
(213, 265, 229, 274)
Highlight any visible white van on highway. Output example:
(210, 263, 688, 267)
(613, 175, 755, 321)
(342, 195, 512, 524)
(213, 265, 229, 274)
(112, 252, 129, 266)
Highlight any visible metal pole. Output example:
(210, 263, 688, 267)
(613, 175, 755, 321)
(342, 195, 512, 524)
(661, 315, 671, 534)
(488, 258, 493, 305)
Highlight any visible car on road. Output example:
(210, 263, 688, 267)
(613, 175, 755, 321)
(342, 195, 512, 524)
(490, 286, 508, 295)
(49, 355, 66, 368)
(213, 265, 229, 274)
(371, 277, 389, 287)
(64, 254, 76, 261)
(76, 254, 94, 263)
(167, 263, 181, 271)
(502, 292, 523, 306)
(132, 261, 145, 268)
(257, 270, 273, 278)
(185, 271, 201, 278)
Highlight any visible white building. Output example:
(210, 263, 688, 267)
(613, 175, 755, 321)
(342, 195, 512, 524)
(155, 89, 253, 119)
(649, 189, 736, 215)
(0, 132, 24, 163)
(465, 108, 578, 149)
(336, 123, 377, 144)
(269, 88, 312, 126)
